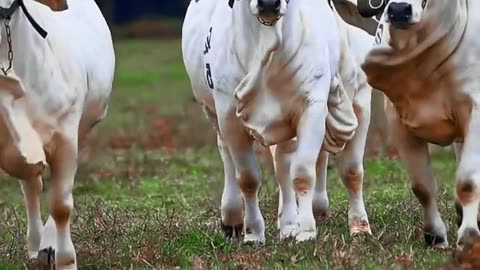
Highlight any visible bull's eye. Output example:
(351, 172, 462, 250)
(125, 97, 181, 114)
(421, 0, 427, 9)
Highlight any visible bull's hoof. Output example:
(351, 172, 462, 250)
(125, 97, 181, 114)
(220, 221, 243, 239)
(457, 227, 480, 249)
(312, 195, 329, 221)
(37, 247, 55, 266)
(295, 230, 317, 242)
(424, 226, 448, 249)
(313, 207, 329, 221)
(279, 224, 298, 240)
(54, 255, 76, 270)
(243, 232, 265, 244)
(349, 218, 372, 236)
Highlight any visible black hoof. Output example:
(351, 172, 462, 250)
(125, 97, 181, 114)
(424, 226, 447, 247)
(459, 228, 480, 249)
(455, 201, 463, 228)
(313, 208, 329, 221)
(37, 247, 55, 266)
(221, 221, 243, 239)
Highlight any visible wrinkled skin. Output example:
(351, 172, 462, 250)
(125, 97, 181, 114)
(363, 0, 480, 249)
(183, 0, 375, 244)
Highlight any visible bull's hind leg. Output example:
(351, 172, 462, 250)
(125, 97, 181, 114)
(390, 117, 448, 248)
(336, 91, 372, 235)
(218, 118, 264, 243)
(313, 151, 330, 220)
(46, 124, 80, 269)
(20, 177, 44, 259)
(218, 135, 244, 238)
(453, 142, 480, 231)
(456, 110, 480, 247)
(291, 103, 330, 242)
(228, 139, 265, 243)
(37, 216, 57, 266)
(271, 141, 299, 239)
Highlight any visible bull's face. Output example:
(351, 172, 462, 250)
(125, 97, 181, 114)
(386, 0, 427, 29)
(249, 0, 288, 25)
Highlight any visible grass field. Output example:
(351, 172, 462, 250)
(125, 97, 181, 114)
(0, 39, 471, 269)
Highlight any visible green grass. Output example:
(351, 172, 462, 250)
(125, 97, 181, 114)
(0, 39, 465, 269)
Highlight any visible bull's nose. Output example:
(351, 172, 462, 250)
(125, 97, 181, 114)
(387, 2, 413, 26)
(257, 0, 281, 15)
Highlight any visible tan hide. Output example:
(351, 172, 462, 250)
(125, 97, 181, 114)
(35, 0, 68, 11)
(0, 75, 46, 180)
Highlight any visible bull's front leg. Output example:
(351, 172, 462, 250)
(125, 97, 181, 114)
(390, 115, 448, 248)
(455, 108, 480, 247)
(291, 102, 329, 242)
(20, 177, 44, 260)
(270, 141, 300, 239)
(335, 86, 372, 235)
(46, 127, 79, 269)
(218, 134, 244, 238)
(218, 109, 265, 243)
(452, 142, 480, 231)
(313, 151, 330, 220)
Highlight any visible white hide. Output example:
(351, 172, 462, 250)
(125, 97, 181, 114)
(0, 0, 115, 268)
(182, 0, 374, 243)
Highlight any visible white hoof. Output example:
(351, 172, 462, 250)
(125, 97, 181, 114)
(349, 217, 372, 236)
(28, 251, 38, 260)
(295, 230, 317, 242)
(279, 224, 298, 240)
(244, 234, 265, 244)
(55, 253, 77, 270)
(433, 241, 449, 250)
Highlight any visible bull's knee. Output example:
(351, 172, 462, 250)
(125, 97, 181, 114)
(340, 163, 364, 193)
(291, 162, 315, 193)
(50, 197, 73, 228)
(456, 171, 480, 205)
(238, 171, 259, 198)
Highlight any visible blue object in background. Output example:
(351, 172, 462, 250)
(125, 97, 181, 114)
(112, 0, 188, 24)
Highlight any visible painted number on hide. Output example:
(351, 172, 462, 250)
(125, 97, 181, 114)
(205, 63, 214, 89)
(204, 27, 212, 55)
(204, 27, 214, 90)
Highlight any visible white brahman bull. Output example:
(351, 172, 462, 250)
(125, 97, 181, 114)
(362, 0, 480, 248)
(183, 0, 375, 243)
(272, 6, 376, 237)
(0, 0, 114, 268)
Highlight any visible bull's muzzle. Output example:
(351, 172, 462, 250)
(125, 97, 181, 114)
(257, 0, 281, 17)
(387, 2, 413, 28)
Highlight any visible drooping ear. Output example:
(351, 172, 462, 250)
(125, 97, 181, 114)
(331, 0, 380, 36)
(356, 0, 387, 18)
(34, 0, 68, 11)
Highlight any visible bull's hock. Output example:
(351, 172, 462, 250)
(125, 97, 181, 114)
(0, 75, 46, 180)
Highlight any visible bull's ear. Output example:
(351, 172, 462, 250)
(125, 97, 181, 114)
(332, 0, 379, 36)
(34, 0, 68, 11)
(357, 0, 387, 18)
